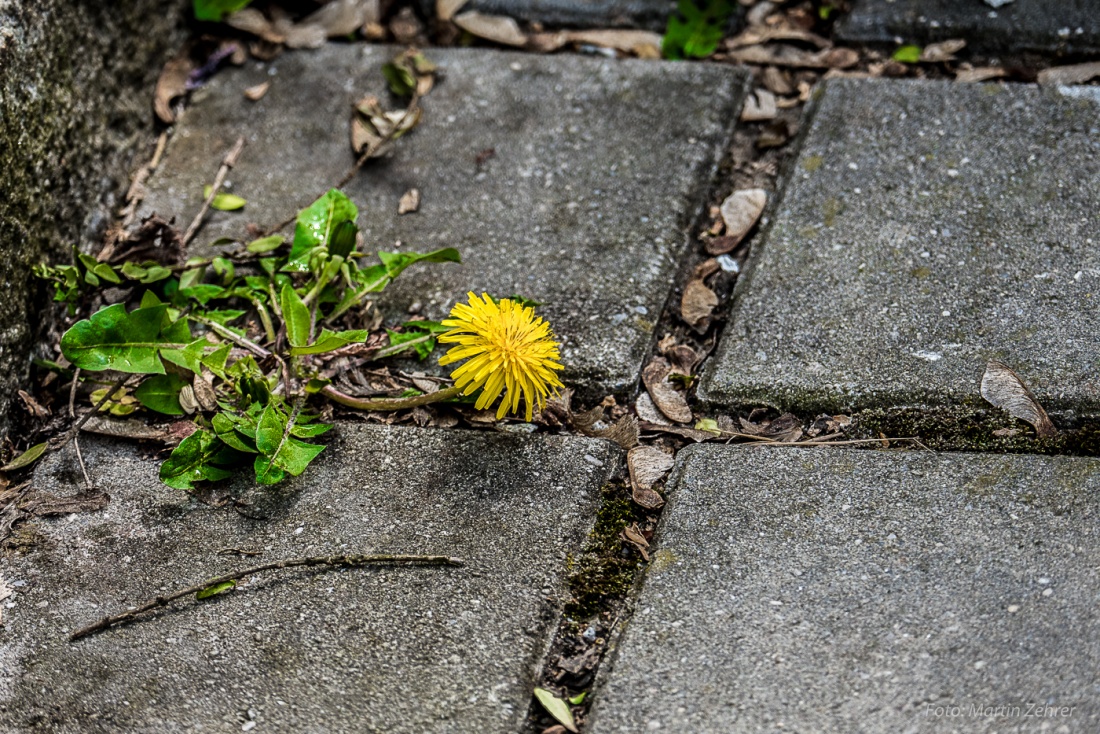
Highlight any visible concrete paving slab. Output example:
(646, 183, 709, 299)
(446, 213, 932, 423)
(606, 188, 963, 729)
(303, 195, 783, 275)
(421, 0, 676, 30)
(837, 0, 1100, 56)
(0, 425, 619, 733)
(700, 79, 1100, 416)
(140, 46, 746, 397)
(590, 445, 1100, 733)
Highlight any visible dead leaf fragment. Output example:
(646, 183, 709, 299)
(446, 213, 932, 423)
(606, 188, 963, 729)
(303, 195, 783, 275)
(621, 522, 651, 559)
(21, 490, 109, 517)
(18, 390, 49, 419)
(154, 47, 195, 123)
(437, 0, 470, 22)
(635, 392, 671, 426)
(955, 66, 1008, 83)
(761, 66, 794, 95)
(1038, 61, 1100, 86)
(720, 189, 767, 246)
(741, 88, 778, 122)
(642, 358, 692, 424)
(243, 82, 270, 101)
(529, 28, 662, 55)
(453, 11, 527, 47)
(398, 188, 421, 214)
(725, 44, 858, 69)
(980, 360, 1057, 437)
(628, 446, 674, 491)
(920, 39, 966, 62)
(681, 279, 718, 331)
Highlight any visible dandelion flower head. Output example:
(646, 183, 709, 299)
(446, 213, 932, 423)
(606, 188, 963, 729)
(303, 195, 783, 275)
(438, 292, 564, 421)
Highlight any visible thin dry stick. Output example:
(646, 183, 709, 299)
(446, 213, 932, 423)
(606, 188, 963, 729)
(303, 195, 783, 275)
(57, 375, 130, 452)
(182, 137, 245, 247)
(69, 553, 464, 641)
(67, 368, 92, 488)
(262, 92, 422, 238)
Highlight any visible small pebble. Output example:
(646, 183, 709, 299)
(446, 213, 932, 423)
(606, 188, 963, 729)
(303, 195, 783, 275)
(1042, 588, 1053, 597)
(1007, 605, 1020, 613)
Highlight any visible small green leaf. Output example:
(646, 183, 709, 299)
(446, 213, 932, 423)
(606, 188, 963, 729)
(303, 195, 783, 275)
(567, 692, 587, 705)
(1, 442, 49, 472)
(246, 235, 285, 254)
(289, 329, 367, 356)
(386, 329, 435, 360)
(378, 247, 462, 280)
(290, 421, 332, 438)
(196, 579, 237, 600)
(893, 44, 922, 63)
(402, 320, 450, 335)
(280, 284, 311, 348)
(694, 417, 721, 435)
(382, 62, 417, 96)
(254, 401, 326, 484)
(159, 428, 243, 490)
(179, 284, 227, 305)
(203, 185, 247, 211)
(162, 338, 207, 375)
(134, 374, 190, 415)
(212, 412, 258, 453)
(193, 0, 253, 21)
(533, 688, 578, 733)
(662, 0, 733, 60)
(202, 343, 232, 379)
(287, 189, 359, 271)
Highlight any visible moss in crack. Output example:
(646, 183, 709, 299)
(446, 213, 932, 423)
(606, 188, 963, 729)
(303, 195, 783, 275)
(564, 482, 642, 619)
(855, 406, 1100, 456)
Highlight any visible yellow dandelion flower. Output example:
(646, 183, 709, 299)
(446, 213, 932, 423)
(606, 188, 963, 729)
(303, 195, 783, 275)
(438, 292, 564, 421)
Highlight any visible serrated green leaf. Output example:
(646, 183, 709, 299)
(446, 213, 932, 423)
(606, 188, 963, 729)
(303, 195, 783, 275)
(159, 428, 243, 490)
(134, 374, 190, 415)
(193, 0, 252, 21)
(280, 283, 311, 348)
(378, 247, 461, 280)
(662, 0, 732, 60)
(254, 401, 325, 484)
(202, 343, 231, 379)
(533, 688, 578, 733)
(893, 44, 922, 63)
(212, 412, 258, 453)
(203, 185, 246, 211)
(1, 442, 49, 472)
(246, 235, 285, 254)
(385, 329, 435, 360)
(161, 338, 207, 375)
(195, 579, 236, 599)
(288, 328, 367, 356)
(287, 189, 358, 272)
(60, 303, 192, 374)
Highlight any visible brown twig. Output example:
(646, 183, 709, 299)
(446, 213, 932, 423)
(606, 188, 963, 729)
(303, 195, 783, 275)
(322, 383, 463, 412)
(262, 92, 422, 238)
(182, 137, 245, 247)
(69, 553, 464, 641)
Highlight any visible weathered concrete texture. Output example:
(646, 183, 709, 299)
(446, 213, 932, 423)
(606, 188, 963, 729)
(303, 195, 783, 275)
(700, 79, 1100, 416)
(422, 0, 676, 30)
(139, 46, 746, 397)
(0, 0, 188, 432)
(837, 0, 1100, 56)
(591, 445, 1100, 733)
(0, 425, 619, 733)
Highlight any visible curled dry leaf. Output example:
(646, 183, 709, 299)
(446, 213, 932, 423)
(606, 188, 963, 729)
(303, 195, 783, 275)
(453, 11, 527, 47)
(955, 66, 1008, 84)
(761, 66, 794, 95)
(920, 38, 966, 62)
(1037, 61, 1100, 86)
(437, 0, 470, 22)
(681, 279, 718, 331)
(351, 96, 422, 157)
(725, 27, 831, 50)
(529, 29, 662, 55)
(720, 189, 767, 247)
(81, 416, 197, 444)
(635, 392, 671, 426)
(980, 360, 1057, 437)
(154, 47, 195, 123)
(621, 522, 651, 559)
(725, 44, 858, 69)
(243, 82, 270, 101)
(741, 88, 778, 122)
(642, 358, 692, 424)
(398, 188, 421, 214)
(228, 0, 378, 48)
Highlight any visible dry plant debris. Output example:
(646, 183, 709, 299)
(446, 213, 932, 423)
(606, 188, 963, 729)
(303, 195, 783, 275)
(980, 360, 1058, 438)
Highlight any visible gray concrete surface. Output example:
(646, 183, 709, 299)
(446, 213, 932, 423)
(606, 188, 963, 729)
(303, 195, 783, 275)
(422, 0, 677, 30)
(0, 424, 619, 733)
(139, 45, 747, 397)
(590, 445, 1100, 733)
(837, 0, 1100, 56)
(0, 0, 187, 434)
(700, 79, 1100, 416)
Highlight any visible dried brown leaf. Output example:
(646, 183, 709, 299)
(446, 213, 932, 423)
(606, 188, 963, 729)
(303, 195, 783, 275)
(720, 189, 767, 246)
(80, 416, 195, 444)
(741, 88, 778, 122)
(726, 44, 858, 69)
(761, 66, 794, 95)
(438, 0, 471, 22)
(21, 490, 108, 517)
(635, 392, 671, 426)
(398, 188, 421, 214)
(638, 422, 714, 442)
(154, 47, 194, 123)
(681, 279, 718, 331)
(243, 82, 270, 101)
(920, 38, 966, 62)
(628, 445, 674, 490)
(1038, 61, 1100, 86)
(725, 27, 831, 49)
(642, 358, 692, 424)
(453, 11, 527, 46)
(955, 66, 1008, 83)
(621, 522, 651, 558)
(980, 360, 1057, 437)
(18, 390, 49, 419)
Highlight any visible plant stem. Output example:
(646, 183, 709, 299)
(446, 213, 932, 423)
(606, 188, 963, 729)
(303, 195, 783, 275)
(321, 384, 464, 411)
(188, 315, 272, 359)
(69, 553, 464, 641)
(182, 137, 245, 247)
